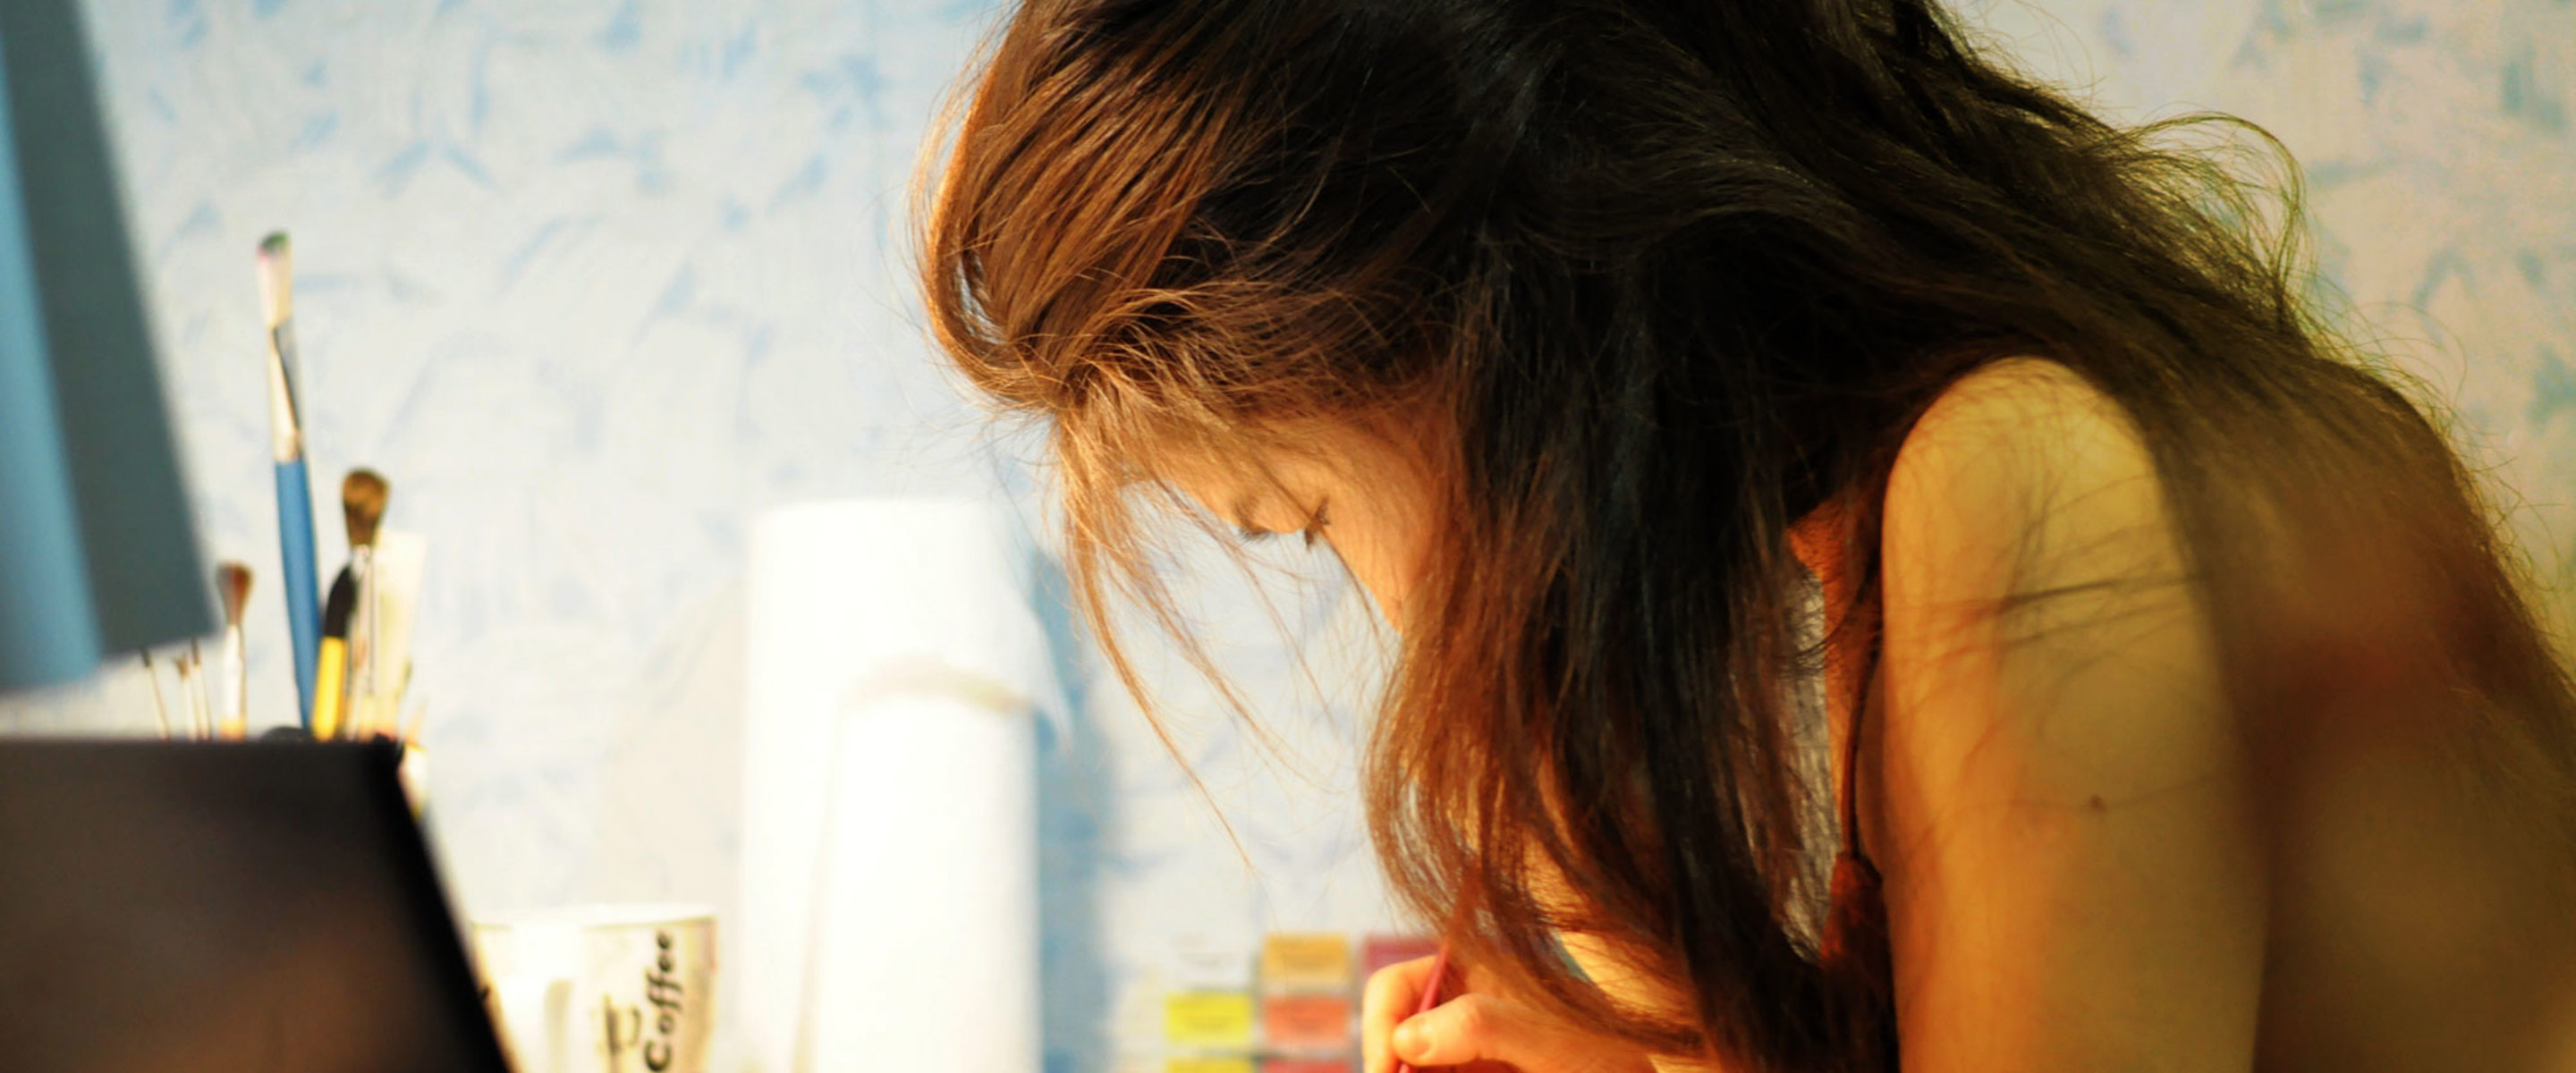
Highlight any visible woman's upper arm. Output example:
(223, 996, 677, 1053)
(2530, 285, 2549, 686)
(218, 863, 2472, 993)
(1874, 359, 2266, 1071)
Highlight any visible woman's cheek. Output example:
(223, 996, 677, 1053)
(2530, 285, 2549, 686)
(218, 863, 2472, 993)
(1343, 544, 1408, 626)
(1344, 498, 1436, 629)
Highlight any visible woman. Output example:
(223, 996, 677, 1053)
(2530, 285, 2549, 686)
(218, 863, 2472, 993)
(921, 1, 2576, 1069)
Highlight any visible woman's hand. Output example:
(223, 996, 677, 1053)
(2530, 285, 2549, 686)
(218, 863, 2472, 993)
(1361, 955, 1657, 1073)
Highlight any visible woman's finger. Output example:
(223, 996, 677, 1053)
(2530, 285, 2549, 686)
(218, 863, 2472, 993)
(1394, 992, 1648, 1073)
(1361, 955, 1449, 1073)
(1392, 993, 1527, 1069)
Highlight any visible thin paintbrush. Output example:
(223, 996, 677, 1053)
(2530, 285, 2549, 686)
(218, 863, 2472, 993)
(138, 650, 172, 739)
(317, 469, 385, 739)
(216, 562, 252, 739)
(370, 528, 428, 738)
(182, 641, 212, 739)
(350, 470, 386, 736)
(258, 232, 323, 730)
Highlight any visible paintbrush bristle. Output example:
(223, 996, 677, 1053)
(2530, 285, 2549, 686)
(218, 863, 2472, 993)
(343, 469, 389, 550)
(216, 562, 252, 624)
(256, 233, 293, 325)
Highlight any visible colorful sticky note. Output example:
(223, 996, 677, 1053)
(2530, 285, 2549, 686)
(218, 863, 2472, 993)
(1262, 993, 1353, 1050)
(1263, 1060, 1352, 1073)
(1165, 992, 1258, 1049)
(1170, 1057, 1258, 1073)
(1360, 934, 1441, 976)
(1260, 934, 1352, 993)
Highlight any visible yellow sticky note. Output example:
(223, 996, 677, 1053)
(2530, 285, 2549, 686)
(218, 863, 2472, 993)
(1169, 1057, 1256, 1073)
(1259, 934, 1351, 993)
(1165, 992, 1256, 1049)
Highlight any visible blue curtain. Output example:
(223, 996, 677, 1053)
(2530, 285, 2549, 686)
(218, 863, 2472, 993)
(0, 0, 209, 691)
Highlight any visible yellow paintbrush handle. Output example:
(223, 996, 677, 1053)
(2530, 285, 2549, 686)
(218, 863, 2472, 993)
(314, 638, 348, 739)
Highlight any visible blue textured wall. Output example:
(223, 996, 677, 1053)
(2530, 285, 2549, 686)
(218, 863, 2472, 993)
(3, 2, 2570, 1072)
(1967, 0, 2576, 614)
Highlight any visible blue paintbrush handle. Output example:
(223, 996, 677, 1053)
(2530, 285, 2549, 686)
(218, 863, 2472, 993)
(275, 458, 321, 728)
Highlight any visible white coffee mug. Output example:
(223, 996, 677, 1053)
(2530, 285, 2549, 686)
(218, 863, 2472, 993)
(473, 904, 717, 1073)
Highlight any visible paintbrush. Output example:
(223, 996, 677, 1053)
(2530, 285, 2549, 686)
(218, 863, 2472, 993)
(138, 650, 172, 739)
(182, 641, 212, 739)
(1391, 944, 1452, 1073)
(258, 232, 323, 731)
(369, 528, 427, 738)
(216, 562, 252, 739)
(318, 469, 386, 739)
(350, 470, 388, 736)
(317, 580, 350, 739)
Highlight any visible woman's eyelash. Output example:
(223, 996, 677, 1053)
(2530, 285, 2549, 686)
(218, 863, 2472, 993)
(1300, 504, 1331, 548)
(1236, 504, 1330, 547)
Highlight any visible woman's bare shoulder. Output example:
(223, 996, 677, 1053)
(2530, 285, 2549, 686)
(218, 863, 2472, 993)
(1885, 355, 2179, 604)
(1874, 367, 2267, 1069)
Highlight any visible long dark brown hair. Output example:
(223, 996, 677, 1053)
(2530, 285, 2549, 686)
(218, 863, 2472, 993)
(920, 1, 2576, 1068)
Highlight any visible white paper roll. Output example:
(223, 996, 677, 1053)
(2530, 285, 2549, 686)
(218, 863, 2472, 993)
(738, 500, 1049, 1073)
